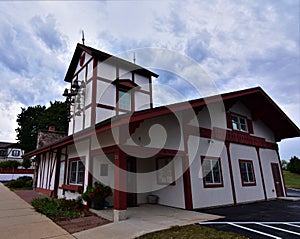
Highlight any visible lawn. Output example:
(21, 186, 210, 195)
(283, 170, 300, 189)
(137, 224, 247, 239)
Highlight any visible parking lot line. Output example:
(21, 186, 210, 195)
(255, 223, 300, 236)
(284, 223, 300, 228)
(227, 223, 281, 239)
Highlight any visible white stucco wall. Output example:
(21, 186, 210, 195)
(127, 114, 184, 151)
(259, 148, 283, 199)
(188, 136, 234, 209)
(135, 74, 149, 91)
(230, 143, 265, 203)
(135, 92, 151, 110)
(253, 120, 275, 142)
(97, 62, 116, 80)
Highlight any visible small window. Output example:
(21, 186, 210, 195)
(239, 160, 256, 186)
(69, 160, 84, 185)
(231, 115, 248, 132)
(157, 158, 175, 185)
(12, 150, 20, 156)
(0, 150, 6, 156)
(118, 90, 131, 111)
(100, 164, 108, 176)
(202, 157, 223, 187)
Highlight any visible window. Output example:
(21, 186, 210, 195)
(239, 160, 256, 186)
(231, 115, 248, 132)
(12, 150, 20, 156)
(59, 161, 65, 187)
(0, 150, 6, 156)
(100, 164, 108, 176)
(69, 160, 84, 185)
(202, 157, 223, 187)
(118, 90, 131, 111)
(157, 158, 175, 185)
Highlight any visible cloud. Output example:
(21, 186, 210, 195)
(30, 14, 67, 52)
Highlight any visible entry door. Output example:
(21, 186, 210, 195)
(271, 163, 284, 197)
(127, 157, 137, 206)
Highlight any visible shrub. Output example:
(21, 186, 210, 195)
(31, 197, 83, 219)
(5, 176, 33, 189)
(0, 160, 21, 168)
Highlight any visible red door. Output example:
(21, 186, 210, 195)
(271, 163, 284, 197)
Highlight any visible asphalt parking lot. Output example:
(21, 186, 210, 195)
(198, 199, 300, 239)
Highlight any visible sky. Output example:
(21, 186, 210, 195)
(0, 0, 299, 160)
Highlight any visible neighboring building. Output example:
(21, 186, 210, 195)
(24, 43, 300, 221)
(0, 142, 24, 162)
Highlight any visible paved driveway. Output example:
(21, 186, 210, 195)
(198, 200, 300, 239)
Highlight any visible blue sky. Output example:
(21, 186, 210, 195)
(0, 1, 298, 160)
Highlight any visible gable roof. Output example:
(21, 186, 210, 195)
(23, 86, 300, 159)
(0, 142, 21, 149)
(64, 43, 158, 83)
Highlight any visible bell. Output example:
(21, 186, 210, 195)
(72, 79, 80, 89)
(63, 88, 69, 97)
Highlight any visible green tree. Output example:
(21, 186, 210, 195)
(287, 156, 300, 174)
(15, 101, 68, 153)
(22, 158, 32, 169)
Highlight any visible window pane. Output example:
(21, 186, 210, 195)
(77, 161, 84, 184)
(119, 90, 131, 111)
(247, 163, 254, 182)
(205, 171, 213, 183)
(59, 162, 65, 186)
(240, 162, 248, 182)
(70, 162, 77, 184)
(231, 116, 239, 130)
(212, 161, 221, 183)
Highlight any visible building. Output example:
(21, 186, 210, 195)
(24, 43, 300, 221)
(0, 142, 24, 162)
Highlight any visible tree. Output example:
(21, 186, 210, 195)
(287, 156, 300, 174)
(15, 101, 68, 153)
(22, 158, 32, 169)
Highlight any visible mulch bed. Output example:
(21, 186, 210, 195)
(14, 190, 111, 234)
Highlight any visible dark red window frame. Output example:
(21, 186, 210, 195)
(201, 156, 224, 188)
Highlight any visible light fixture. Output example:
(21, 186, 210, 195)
(71, 79, 80, 89)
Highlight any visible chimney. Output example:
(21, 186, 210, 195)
(48, 125, 56, 132)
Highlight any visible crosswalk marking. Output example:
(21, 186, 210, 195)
(284, 223, 300, 228)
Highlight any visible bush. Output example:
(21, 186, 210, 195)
(287, 156, 300, 174)
(5, 176, 33, 189)
(0, 160, 21, 168)
(31, 197, 84, 219)
(22, 158, 32, 169)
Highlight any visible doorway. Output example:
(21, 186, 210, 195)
(271, 163, 284, 197)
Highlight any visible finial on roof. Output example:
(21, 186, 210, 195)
(82, 30, 85, 45)
(133, 52, 136, 64)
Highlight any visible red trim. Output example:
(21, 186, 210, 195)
(97, 103, 115, 110)
(201, 156, 224, 188)
(91, 59, 97, 126)
(36, 187, 54, 197)
(114, 149, 127, 210)
(0, 168, 34, 174)
(182, 154, 193, 210)
(225, 142, 237, 205)
(256, 147, 267, 200)
(238, 159, 257, 187)
(247, 118, 254, 134)
(53, 149, 62, 197)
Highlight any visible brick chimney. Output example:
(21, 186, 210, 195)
(48, 125, 56, 132)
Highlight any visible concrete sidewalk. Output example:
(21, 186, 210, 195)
(74, 204, 222, 239)
(0, 183, 74, 239)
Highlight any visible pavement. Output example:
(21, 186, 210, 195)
(198, 199, 300, 239)
(0, 183, 75, 239)
(74, 204, 221, 239)
(0, 183, 221, 239)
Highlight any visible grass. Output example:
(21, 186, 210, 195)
(137, 225, 247, 239)
(283, 170, 300, 189)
